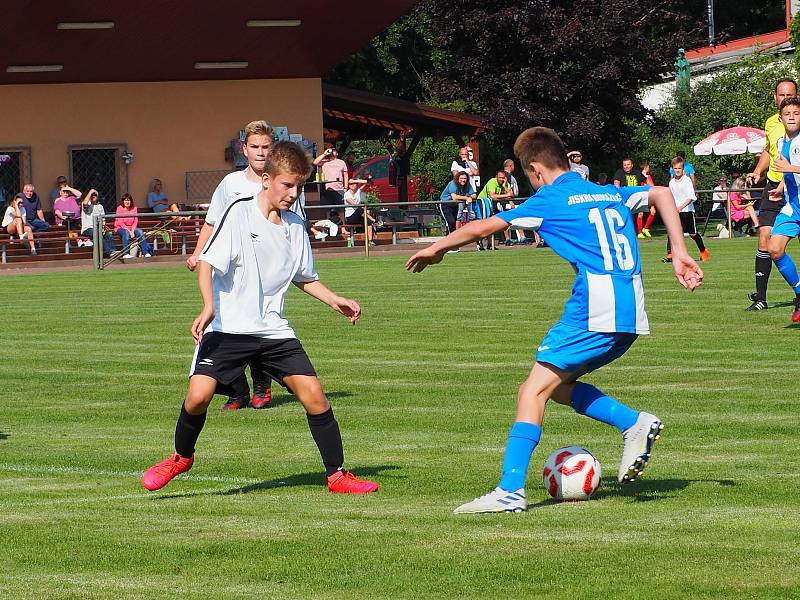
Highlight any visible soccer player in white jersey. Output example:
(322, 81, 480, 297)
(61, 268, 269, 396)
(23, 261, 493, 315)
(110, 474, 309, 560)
(665, 157, 708, 264)
(406, 127, 703, 514)
(187, 120, 275, 410)
(143, 142, 379, 495)
(767, 96, 800, 323)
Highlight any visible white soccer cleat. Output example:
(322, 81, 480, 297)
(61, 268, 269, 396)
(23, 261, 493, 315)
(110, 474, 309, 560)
(619, 412, 663, 483)
(453, 487, 527, 514)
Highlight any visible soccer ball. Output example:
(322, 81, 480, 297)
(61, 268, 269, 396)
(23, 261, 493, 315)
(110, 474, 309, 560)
(542, 446, 602, 501)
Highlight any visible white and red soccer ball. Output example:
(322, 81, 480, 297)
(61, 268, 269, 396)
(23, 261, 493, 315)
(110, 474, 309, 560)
(542, 446, 602, 501)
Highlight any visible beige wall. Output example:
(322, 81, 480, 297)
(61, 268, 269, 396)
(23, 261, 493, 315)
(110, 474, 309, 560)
(0, 78, 322, 209)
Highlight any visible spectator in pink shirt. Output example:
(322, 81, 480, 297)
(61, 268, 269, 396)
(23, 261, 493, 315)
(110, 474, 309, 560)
(313, 143, 349, 206)
(114, 194, 153, 258)
(53, 184, 82, 227)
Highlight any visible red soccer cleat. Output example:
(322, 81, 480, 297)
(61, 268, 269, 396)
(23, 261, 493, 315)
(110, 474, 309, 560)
(220, 395, 249, 410)
(251, 381, 272, 409)
(327, 470, 379, 494)
(142, 453, 194, 491)
(792, 299, 800, 323)
(700, 249, 710, 262)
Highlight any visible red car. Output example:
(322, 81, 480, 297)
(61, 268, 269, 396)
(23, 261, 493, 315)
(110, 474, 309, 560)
(352, 155, 424, 204)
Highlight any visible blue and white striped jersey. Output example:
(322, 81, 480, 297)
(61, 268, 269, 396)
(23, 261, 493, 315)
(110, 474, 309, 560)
(777, 134, 800, 215)
(497, 171, 651, 334)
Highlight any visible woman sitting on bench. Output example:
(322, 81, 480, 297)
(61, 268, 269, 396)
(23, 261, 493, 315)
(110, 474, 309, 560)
(2, 196, 37, 255)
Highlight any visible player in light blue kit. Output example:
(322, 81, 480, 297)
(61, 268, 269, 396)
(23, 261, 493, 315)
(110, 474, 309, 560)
(406, 127, 704, 514)
(768, 96, 800, 323)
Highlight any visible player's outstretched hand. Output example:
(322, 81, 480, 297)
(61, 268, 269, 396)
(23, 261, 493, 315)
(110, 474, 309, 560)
(186, 255, 199, 271)
(405, 247, 445, 273)
(191, 307, 215, 342)
(333, 297, 361, 324)
(672, 254, 704, 291)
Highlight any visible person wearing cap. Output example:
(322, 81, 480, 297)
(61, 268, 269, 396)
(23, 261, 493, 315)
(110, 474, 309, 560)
(567, 150, 589, 180)
(343, 178, 377, 246)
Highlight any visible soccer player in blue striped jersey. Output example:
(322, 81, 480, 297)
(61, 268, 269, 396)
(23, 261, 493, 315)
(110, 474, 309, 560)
(768, 96, 800, 323)
(406, 127, 704, 514)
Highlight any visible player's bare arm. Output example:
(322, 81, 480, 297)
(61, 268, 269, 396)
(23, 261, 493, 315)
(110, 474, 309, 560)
(191, 260, 215, 341)
(294, 279, 361, 324)
(405, 216, 509, 273)
(747, 149, 771, 185)
(648, 186, 704, 291)
(186, 222, 214, 271)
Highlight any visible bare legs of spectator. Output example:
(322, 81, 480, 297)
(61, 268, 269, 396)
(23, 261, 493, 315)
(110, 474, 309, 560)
(6, 219, 37, 254)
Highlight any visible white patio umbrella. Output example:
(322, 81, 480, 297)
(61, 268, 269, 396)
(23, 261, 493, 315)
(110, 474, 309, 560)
(693, 126, 767, 156)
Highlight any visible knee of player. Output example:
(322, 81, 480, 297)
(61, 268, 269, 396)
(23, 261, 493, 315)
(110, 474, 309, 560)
(767, 241, 785, 260)
(184, 390, 214, 413)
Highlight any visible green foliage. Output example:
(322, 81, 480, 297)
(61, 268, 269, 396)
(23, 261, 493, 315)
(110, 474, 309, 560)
(629, 52, 797, 189)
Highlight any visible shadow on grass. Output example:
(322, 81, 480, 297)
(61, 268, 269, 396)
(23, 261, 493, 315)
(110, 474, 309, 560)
(0, 431, 9, 441)
(153, 464, 400, 500)
(259, 390, 354, 409)
(597, 478, 736, 502)
(523, 478, 737, 509)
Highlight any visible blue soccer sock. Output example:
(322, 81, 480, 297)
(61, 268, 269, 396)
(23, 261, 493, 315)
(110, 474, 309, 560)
(571, 382, 639, 433)
(774, 253, 800, 294)
(498, 422, 541, 492)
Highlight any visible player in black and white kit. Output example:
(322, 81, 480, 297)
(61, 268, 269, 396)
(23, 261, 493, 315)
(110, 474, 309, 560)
(187, 120, 275, 409)
(143, 141, 379, 495)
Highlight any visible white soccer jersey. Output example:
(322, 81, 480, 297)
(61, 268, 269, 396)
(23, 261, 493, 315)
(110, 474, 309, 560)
(668, 176, 696, 213)
(200, 198, 319, 338)
(205, 170, 264, 226)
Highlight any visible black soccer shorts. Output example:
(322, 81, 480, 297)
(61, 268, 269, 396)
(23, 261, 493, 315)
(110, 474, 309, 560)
(190, 333, 317, 396)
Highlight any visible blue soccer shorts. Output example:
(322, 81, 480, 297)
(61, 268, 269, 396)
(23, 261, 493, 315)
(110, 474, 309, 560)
(770, 210, 800, 239)
(535, 322, 638, 375)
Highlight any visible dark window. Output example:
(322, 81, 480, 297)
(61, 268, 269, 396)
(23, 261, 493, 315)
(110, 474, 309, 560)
(357, 158, 389, 180)
(0, 152, 21, 207)
(70, 148, 121, 211)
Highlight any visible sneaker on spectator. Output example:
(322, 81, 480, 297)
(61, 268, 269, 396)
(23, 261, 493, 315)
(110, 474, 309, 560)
(30, 248, 37, 256)
(77, 239, 84, 247)
(221, 395, 249, 410)
(251, 380, 272, 409)
(144, 253, 152, 258)
(142, 452, 194, 491)
(327, 470, 379, 494)
(122, 253, 133, 259)
(84, 240, 93, 247)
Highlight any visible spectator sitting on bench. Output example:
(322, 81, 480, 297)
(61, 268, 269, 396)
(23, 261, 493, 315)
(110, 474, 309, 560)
(114, 193, 153, 258)
(729, 177, 760, 236)
(2, 196, 37, 255)
(344, 179, 377, 246)
(53, 183, 82, 229)
(17, 184, 49, 232)
(146, 179, 182, 216)
(310, 209, 347, 241)
(80, 189, 115, 256)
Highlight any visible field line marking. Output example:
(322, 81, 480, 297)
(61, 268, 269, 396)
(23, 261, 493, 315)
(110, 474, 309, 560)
(0, 462, 261, 485)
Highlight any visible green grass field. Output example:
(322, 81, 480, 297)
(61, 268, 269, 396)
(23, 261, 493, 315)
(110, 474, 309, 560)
(2, 238, 799, 599)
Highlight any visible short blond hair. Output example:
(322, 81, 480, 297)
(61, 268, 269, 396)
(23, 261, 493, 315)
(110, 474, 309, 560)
(243, 120, 274, 142)
(265, 141, 312, 179)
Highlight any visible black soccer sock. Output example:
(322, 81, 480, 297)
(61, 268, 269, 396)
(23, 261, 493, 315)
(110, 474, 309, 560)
(755, 250, 772, 301)
(307, 408, 344, 476)
(174, 404, 207, 458)
(666, 238, 671, 256)
(691, 233, 706, 252)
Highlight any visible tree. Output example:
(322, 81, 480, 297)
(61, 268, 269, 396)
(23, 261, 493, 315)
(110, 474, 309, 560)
(628, 51, 797, 189)
(423, 0, 704, 158)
